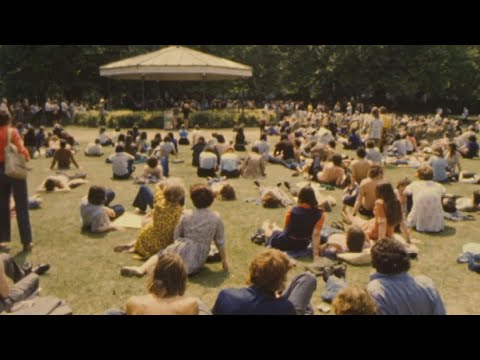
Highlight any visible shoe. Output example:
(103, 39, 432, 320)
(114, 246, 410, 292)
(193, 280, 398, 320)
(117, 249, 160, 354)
(284, 182, 291, 190)
(22, 262, 33, 275)
(22, 243, 33, 252)
(254, 181, 261, 188)
(120, 267, 144, 278)
(32, 264, 50, 276)
(332, 264, 347, 279)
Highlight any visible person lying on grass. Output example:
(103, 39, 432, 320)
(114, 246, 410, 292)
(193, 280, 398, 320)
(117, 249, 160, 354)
(36, 173, 87, 193)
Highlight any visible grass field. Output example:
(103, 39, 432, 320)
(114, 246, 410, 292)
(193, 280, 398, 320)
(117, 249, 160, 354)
(7, 127, 480, 315)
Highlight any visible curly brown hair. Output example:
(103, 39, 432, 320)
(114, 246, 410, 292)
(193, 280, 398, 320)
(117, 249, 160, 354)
(247, 249, 293, 294)
(332, 285, 377, 315)
(190, 184, 215, 209)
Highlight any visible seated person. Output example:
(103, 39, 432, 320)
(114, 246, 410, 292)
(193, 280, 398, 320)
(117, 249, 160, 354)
(446, 142, 462, 178)
(352, 165, 384, 217)
(136, 132, 149, 154)
(135, 157, 164, 184)
(317, 154, 345, 187)
(266, 187, 326, 258)
(109, 145, 136, 180)
(37, 173, 87, 193)
(343, 182, 411, 243)
(84, 139, 104, 157)
(332, 285, 378, 315)
(388, 134, 407, 157)
(80, 186, 124, 233)
(220, 148, 241, 178)
(46, 135, 60, 158)
(179, 125, 190, 146)
(0, 253, 50, 314)
(350, 147, 371, 185)
(118, 180, 185, 258)
(404, 166, 446, 233)
(460, 135, 479, 159)
(319, 226, 372, 258)
(212, 249, 317, 315)
(241, 146, 266, 179)
(121, 184, 229, 277)
(365, 141, 383, 164)
(234, 127, 247, 152)
(98, 127, 113, 146)
(427, 147, 448, 183)
(343, 129, 363, 150)
(50, 139, 79, 171)
(108, 253, 201, 315)
(197, 147, 218, 178)
(191, 136, 207, 167)
(367, 238, 446, 315)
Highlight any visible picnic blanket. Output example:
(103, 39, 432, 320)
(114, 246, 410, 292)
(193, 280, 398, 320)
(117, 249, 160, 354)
(444, 211, 475, 222)
(4, 296, 72, 316)
(112, 212, 144, 229)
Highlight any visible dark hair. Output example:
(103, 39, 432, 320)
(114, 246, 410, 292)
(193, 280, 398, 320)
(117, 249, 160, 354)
(473, 191, 480, 207)
(357, 147, 367, 159)
(371, 238, 410, 275)
(332, 154, 343, 167)
(216, 134, 226, 144)
(397, 178, 411, 189)
(469, 135, 477, 143)
(44, 178, 57, 192)
(346, 226, 366, 253)
(0, 111, 11, 126)
(60, 139, 67, 149)
(100, 127, 106, 133)
(298, 187, 318, 208)
(95, 139, 101, 145)
(140, 132, 147, 140)
(118, 134, 126, 143)
(368, 165, 383, 179)
(88, 186, 106, 206)
(190, 184, 215, 209)
(328, 140, 336, 149)
(260, 134, 267, 141)
(147, 253, 187, 297)
(251, 146, 260, 154)
(147, 157, 158, 168)
(115, 145, 124, 153)
(220, 184, 236, 201)
(366, 141, 375, 149)
(376, 182, 403, 227)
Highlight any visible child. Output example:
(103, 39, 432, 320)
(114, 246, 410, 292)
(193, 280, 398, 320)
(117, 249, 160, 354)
(80, 186, 124, 233)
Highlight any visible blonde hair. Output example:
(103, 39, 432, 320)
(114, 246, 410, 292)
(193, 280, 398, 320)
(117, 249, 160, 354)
(332, 285, 377, 315)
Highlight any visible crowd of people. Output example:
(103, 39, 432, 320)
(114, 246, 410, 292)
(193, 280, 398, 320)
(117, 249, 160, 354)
(2, 96, 480, 315)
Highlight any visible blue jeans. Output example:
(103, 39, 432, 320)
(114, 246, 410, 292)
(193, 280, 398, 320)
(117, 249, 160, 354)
(132, 185, 154, 212)
(0, 164, 32, 246)
(321, 275, 348, 303)
(161, 157, 169, 177)
(105, 189, 125, 218)
(281, 273, 317, 315)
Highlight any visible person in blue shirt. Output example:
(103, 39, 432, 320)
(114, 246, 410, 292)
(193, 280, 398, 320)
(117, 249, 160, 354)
(179, 125, 190, 146)
(428, 147, 448, 183)
(460, 135, 479, 159)
(212, 249, 317, 315)
(367, 238, 446, 315)
(344, 128, 363, 150)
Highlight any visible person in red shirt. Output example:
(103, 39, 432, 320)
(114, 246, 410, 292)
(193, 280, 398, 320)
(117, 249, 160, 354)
(0, 105, 32, 252)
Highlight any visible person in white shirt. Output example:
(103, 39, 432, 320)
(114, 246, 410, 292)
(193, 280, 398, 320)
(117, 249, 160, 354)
(404, 166, 446, 233)
(253, 134, 270, 161)
(220, 148, 241, 178)
(98, 127, 113, 146)
(85, 139, 104, 157)
(389, 134, 407, 157)
(365, 141, 383, 164)
(152, 137, 177, 178)
(198, 147, 218, 178)
(109, 145, 135, 180)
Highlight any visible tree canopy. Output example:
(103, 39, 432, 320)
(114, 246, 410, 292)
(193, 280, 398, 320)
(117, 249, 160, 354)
(1, 45, 479, 112)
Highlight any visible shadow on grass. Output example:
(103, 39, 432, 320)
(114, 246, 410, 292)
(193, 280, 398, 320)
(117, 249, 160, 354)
(189, 267, 230, 288)
(414, 225, 457, 238)
(81, 228, 109, 239)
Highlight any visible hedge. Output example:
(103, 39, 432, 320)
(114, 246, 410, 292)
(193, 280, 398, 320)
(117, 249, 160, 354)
(72, 109, 263, 129)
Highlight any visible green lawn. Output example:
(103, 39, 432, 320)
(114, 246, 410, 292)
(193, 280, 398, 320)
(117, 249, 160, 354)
(8, 127, 480, 315)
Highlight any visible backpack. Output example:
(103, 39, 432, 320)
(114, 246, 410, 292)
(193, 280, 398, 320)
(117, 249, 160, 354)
(4, 128, 29, 179)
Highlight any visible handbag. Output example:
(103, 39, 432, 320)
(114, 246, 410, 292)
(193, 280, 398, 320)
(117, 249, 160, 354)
(4, 128, 29, 179)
